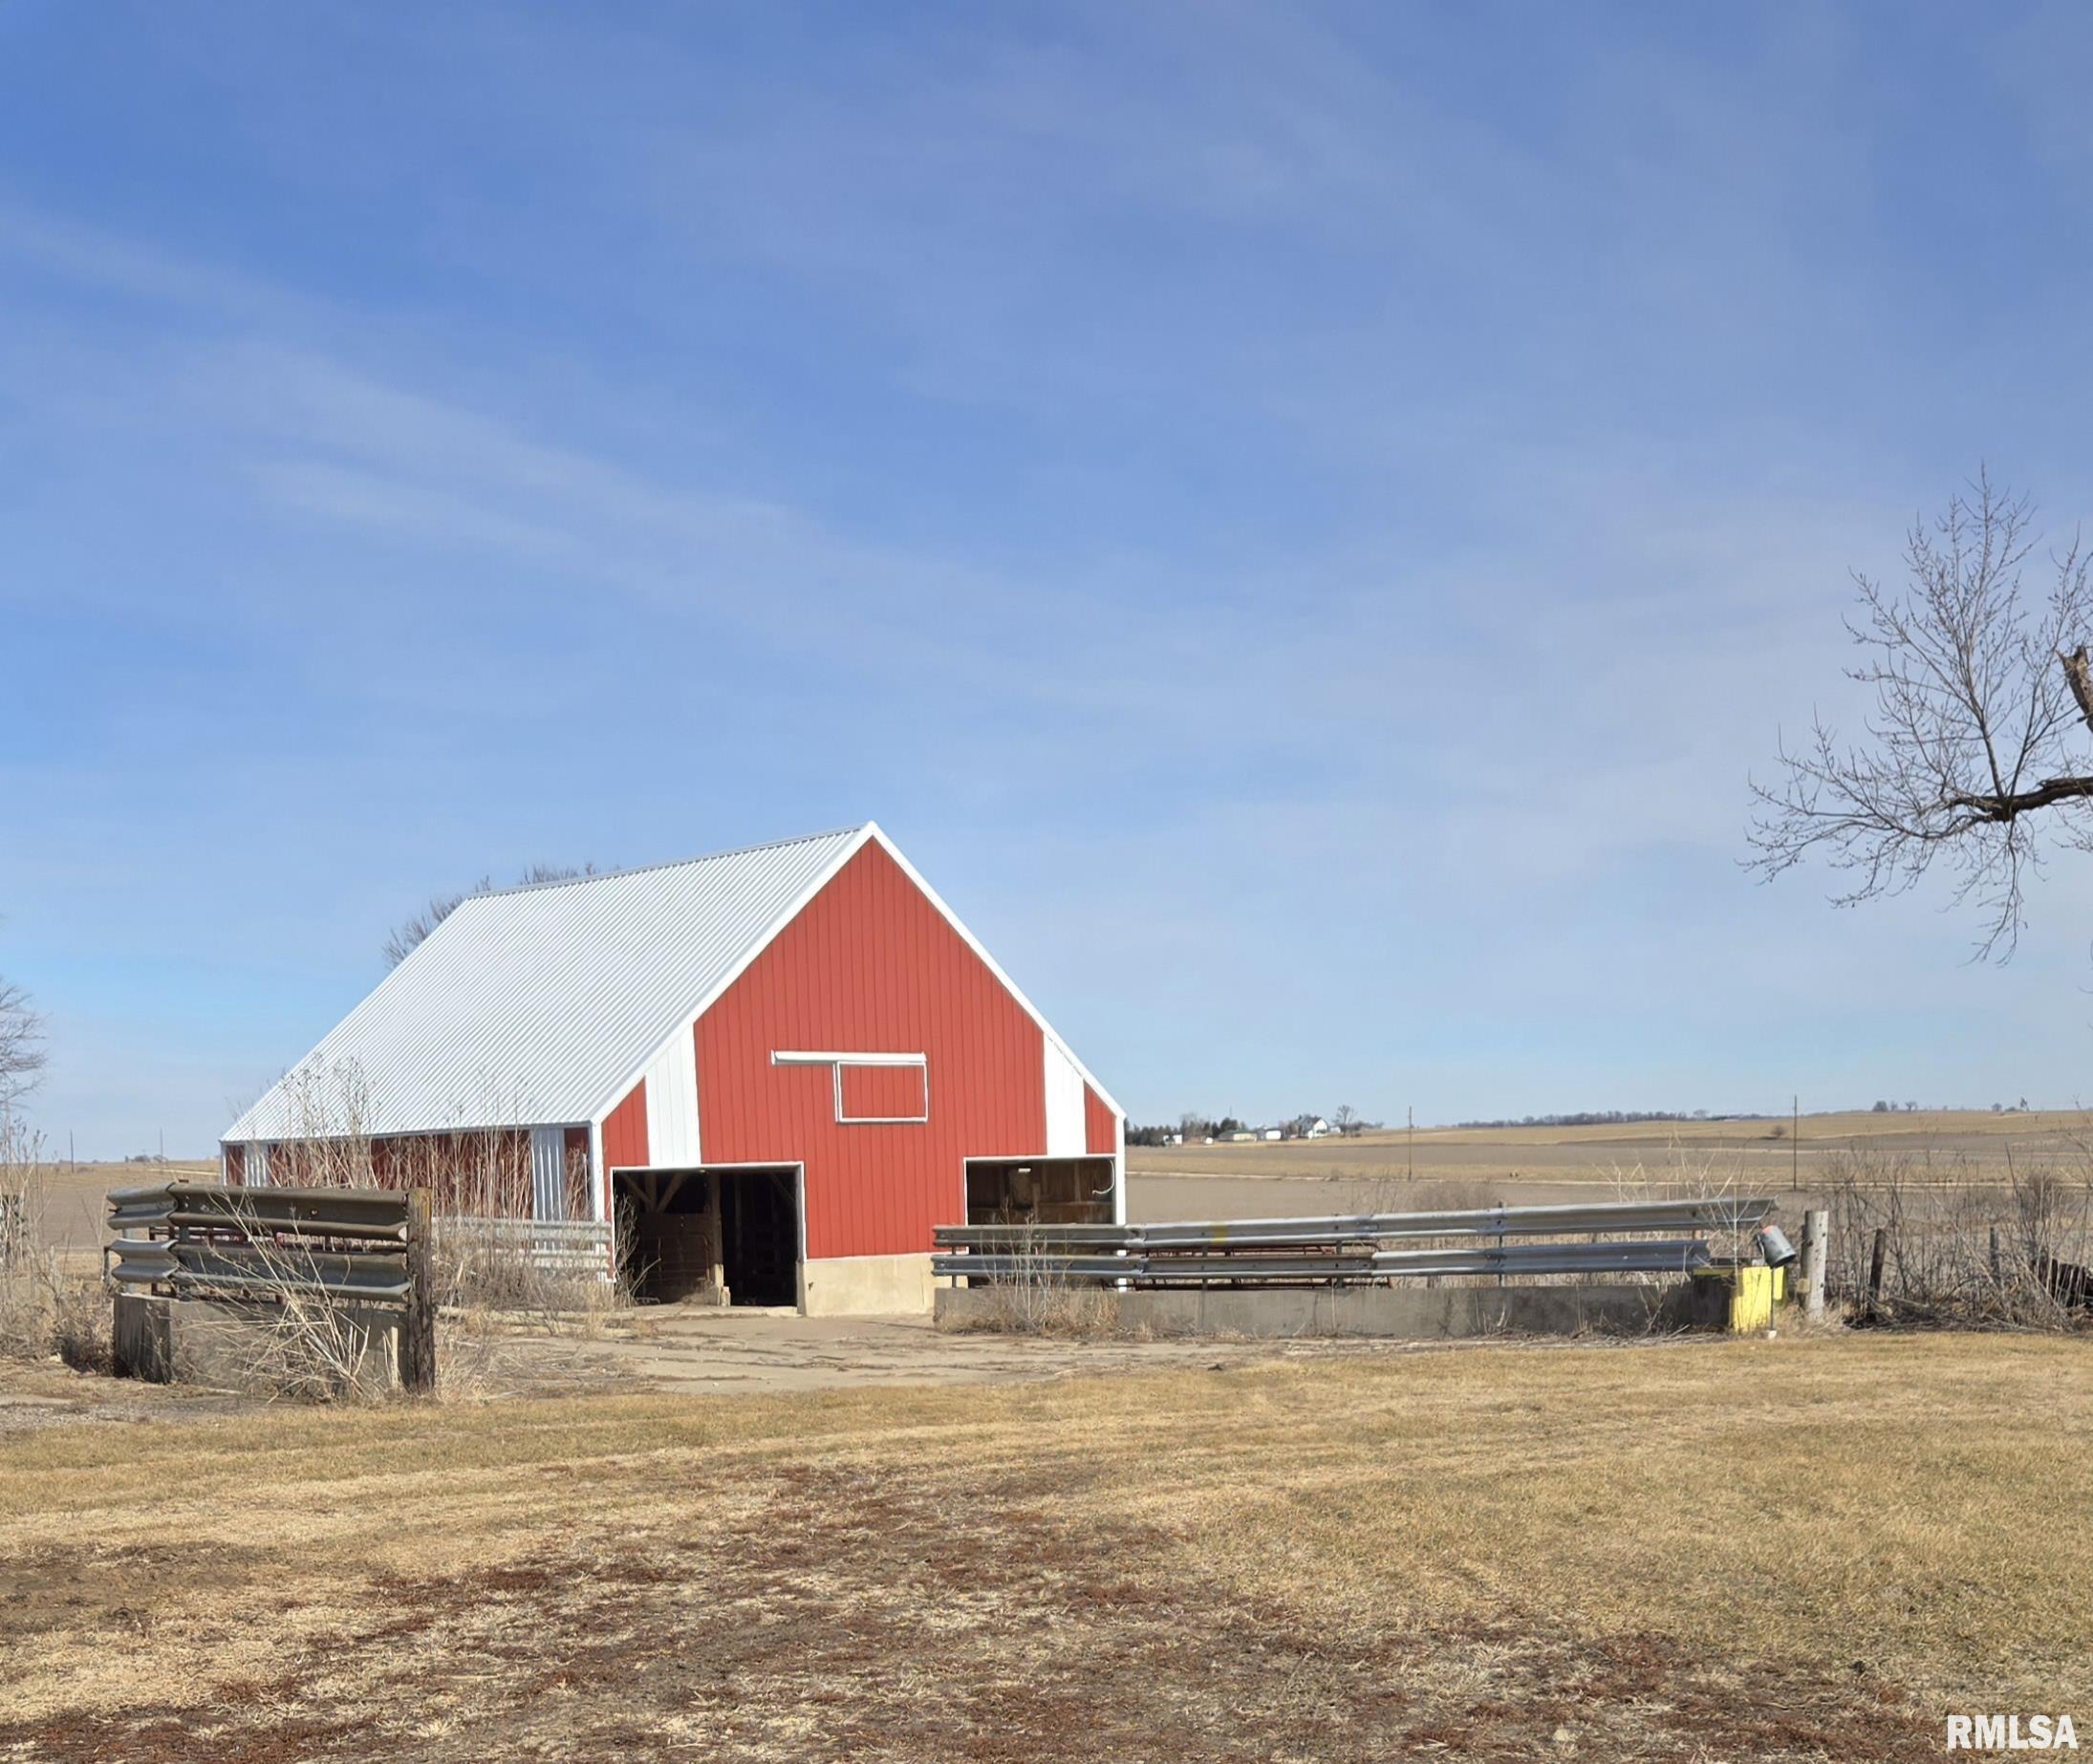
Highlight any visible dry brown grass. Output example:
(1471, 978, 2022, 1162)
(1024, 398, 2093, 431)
(0, 1332, 2083, 1759)
(1132, 1107, 2093, 1191)
(0, 1135, 113, 1374)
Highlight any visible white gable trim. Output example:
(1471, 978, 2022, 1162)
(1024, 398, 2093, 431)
(641, 1023, 701, 1166)
(1043, 1038, 1087, 1156)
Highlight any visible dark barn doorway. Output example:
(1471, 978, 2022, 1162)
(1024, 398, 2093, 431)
(719, 1168, 799, 1306)
(614, 1167, 800, 1307)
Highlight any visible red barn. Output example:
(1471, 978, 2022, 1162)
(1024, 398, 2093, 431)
(222, 825, 1123, 1314)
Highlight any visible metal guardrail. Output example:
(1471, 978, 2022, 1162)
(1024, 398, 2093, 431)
(435, 1215, 614, 1278)
(105, 1182, 413, 1305)
(935, 1239, 1715, 1282)
(937, 1196, 1773, 1254)
(933, 1197, 1771, 1287)
(108, 1182, 410, 1242)
(105, 1181, 440, 1392)
(106, 1240, 412, 1301)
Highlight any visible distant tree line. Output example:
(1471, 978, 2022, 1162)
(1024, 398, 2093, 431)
(1872, 1098, 2032, 1114)
(1448, 1109, 1761, 1129)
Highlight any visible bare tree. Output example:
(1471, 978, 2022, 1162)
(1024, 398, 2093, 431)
(1332, 1103, 1359, 1135)
(1748, 473, 2093, 957)
(0, 979, 45, 1111)
(384, 863, 600, 967)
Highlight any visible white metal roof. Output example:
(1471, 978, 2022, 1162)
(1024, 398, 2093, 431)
(226, 826, 868, 1141)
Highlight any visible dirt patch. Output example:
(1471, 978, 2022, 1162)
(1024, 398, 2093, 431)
(0, 1359, 256, 1433)
(0, 1461, 1939, 1761)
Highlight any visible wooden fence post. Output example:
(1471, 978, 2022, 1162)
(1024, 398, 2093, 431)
(1866, 1226, 1888, 1323)
(402, 1187, 435, 1394)
(1799, 1209, 1827, 1322)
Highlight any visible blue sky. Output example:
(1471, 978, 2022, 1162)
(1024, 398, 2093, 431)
(8, 2, 2093, 1154)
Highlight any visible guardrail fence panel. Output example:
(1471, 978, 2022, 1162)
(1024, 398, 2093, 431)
(933, 1196, 1776, 1287)
(104, 1181, 436, 1390)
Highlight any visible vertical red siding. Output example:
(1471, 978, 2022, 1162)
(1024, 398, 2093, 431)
(839, 1063, 927, 1120)
(695, 840, 1046, 1260)
(603, 1080, 649, 1170)
(1084, 1084, 1116, 1155)
(222, 1142, 245, 1185)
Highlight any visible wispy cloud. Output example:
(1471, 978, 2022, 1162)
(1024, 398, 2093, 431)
(7, 3, 2093, 1150)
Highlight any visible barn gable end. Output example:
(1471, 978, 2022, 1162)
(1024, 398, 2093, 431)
(693, 837, 1049, 1261)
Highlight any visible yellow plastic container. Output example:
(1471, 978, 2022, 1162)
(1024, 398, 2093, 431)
(1691, 1264, 1785, 1332)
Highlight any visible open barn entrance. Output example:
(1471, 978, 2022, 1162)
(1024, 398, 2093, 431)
(719, 1168, 799, 1306)
(613, 1167, 801, 1308)
(964, 1156, 1116, 1226)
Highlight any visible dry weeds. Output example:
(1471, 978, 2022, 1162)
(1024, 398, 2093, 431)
(0, 1332, 2082, 1759)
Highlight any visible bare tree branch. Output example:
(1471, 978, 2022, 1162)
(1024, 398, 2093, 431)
(0, 979, 46, 1111)
(1747, 472, 2093, 959)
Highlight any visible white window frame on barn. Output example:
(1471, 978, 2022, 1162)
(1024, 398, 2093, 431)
(769, 1050, 930, 1125)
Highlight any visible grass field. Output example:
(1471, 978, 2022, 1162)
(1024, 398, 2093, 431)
(15, 1161, 215, 1265)
(2, 1332, 2086, 1760)
(1128, 1108, 2091, 1221)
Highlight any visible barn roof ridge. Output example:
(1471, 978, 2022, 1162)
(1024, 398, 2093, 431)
(467, 823, 873, 901)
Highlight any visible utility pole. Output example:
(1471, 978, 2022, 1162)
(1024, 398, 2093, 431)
(1407, 1107, 1414, 1182)
(1792, 1095, 1799, 1193)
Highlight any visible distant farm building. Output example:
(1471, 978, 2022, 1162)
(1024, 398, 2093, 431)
(222, 825, 1123, 1315)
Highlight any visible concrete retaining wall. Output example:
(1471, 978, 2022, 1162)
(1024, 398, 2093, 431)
(115, 1293, 401, 1393)
(936, 1280, 1695, 1340)
(799, 1252, 935, 1317)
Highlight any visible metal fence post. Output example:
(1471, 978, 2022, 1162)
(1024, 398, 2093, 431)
(402, 1187, 436, 1393)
